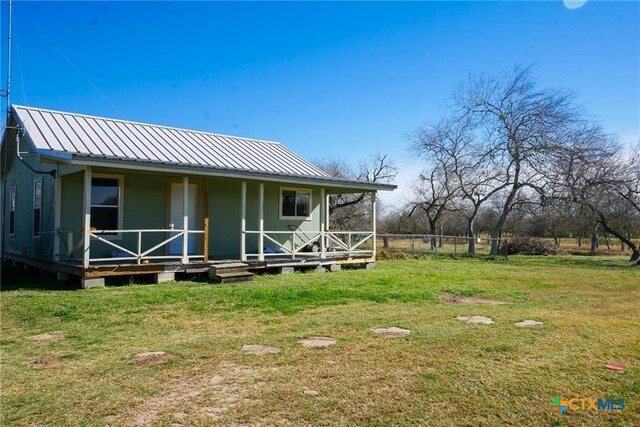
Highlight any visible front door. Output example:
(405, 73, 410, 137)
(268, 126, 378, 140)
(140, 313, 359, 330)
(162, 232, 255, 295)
(169, 182, 198, 255)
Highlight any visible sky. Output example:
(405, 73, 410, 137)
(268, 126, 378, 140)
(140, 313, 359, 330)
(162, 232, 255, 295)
(1, 1, 638, 209)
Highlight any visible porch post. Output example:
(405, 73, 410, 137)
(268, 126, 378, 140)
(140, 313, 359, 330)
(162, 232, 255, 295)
(182, 176, 189, 264)
(82, 166, 92, 269)
(258, 182, 264, 261)
(203, 190, 209, 262)
(371, 191, 377, 258)
(53, 171, 61, 261)
(320, 188, 326, 258)
(240, 181, 247, 262)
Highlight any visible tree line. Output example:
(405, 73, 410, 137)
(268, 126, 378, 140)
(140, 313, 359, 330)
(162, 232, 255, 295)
(320, 66, 640, 264)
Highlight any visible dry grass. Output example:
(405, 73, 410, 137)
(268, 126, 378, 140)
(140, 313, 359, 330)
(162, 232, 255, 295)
(1, 256, 639, 426)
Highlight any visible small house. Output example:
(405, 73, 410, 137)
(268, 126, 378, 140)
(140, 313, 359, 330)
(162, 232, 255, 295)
(0, 105, 395, 287)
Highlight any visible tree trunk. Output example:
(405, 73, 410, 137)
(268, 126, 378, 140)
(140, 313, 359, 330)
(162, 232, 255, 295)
(597, 214, 640, 263)
(590, 225, 599, 255)
(467, 218, 476, 257)
(438, 224, 443, 248)
(490, 185, 519, 255)
(429, 221, 438, 250)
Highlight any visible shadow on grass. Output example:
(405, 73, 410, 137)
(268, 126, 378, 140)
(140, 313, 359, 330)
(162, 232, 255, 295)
(0, 265, 79, 291)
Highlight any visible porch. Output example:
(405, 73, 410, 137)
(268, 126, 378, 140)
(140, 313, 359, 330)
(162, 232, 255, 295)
(48, 166, 378, 286)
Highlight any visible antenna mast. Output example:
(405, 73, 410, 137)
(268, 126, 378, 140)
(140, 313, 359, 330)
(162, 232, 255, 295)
(2, 0, 12, 127)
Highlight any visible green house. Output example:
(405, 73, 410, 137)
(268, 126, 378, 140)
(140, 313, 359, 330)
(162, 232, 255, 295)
(1, 105, 395, 287)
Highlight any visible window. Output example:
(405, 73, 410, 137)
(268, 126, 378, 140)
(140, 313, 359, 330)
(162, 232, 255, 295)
(9, 186, 16, 235)
(280, 187, 311, 219)
(90, 176, 122, 233)
(33, 179, 42, 237)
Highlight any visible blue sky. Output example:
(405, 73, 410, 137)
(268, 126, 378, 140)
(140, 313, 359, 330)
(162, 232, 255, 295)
(1, 1, 638, 206)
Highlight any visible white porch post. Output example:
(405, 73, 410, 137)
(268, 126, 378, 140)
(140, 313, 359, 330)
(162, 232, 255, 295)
(320, 188, 326, 258)
(82, 166, 92, 269)
(258, 182, 264, 261)
(240, 181, 247, 262)
(371, 191, 377, 258)
(53, 170, 61, 261)
(182, 176, 189, 264)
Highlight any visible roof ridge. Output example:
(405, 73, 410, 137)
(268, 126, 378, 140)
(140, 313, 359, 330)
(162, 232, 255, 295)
(11, 104, 283, 146)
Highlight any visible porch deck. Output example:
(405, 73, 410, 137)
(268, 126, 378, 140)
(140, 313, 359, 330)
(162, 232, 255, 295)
(4, 251, 375, 288)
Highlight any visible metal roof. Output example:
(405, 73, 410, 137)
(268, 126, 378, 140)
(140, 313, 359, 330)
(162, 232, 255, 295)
(12, 104, 333, 178)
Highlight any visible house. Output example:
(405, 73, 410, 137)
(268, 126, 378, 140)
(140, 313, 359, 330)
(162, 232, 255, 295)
(0, 105, 395, 287)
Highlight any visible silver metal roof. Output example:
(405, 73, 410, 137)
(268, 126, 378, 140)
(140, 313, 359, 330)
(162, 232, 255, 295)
(12, 104, 331, 178)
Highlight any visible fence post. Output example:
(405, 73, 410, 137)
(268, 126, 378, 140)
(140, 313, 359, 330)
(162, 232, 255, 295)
(137, 231, 142, 265)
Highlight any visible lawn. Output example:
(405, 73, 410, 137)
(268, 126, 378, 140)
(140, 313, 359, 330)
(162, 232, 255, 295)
(1, 256, 639, 426)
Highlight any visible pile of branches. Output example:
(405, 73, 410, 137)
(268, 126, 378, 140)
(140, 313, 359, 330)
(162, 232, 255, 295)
(503, 237, 560, 256)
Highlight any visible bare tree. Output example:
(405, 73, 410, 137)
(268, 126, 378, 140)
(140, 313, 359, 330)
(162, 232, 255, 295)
(315, 154, 397, 230)
(452, 65, 589, 254)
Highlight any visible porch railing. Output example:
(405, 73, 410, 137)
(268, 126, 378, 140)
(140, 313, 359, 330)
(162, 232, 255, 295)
(56, 228, 205, 265)
(243, 230, 375, 260)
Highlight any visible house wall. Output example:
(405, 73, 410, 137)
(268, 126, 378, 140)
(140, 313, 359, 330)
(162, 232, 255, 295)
(1, 128, 56, 262)
(204, 179, 323, 258)
(60, 167, 169, 260)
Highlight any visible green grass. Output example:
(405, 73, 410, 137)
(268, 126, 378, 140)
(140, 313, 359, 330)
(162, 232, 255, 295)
(1, 256, 639, 426)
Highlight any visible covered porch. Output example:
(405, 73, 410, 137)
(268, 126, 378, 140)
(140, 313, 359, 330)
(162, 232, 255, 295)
(51, 166, 379, 286)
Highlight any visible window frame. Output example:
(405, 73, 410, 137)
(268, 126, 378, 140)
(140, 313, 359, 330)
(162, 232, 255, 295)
(33, 178, 42, 238)
(9, 185, 16, 236)
(279, 186, 312, 221)
(90, 173, 124, 239)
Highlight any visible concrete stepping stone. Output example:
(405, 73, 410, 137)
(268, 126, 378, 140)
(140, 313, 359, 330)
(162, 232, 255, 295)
(27, 331, 64, 341)
(304, 390, 319, 396)
(299, 337, 336, 348)
(241, 344, 280, 355)
(134, 351, 176, 367)
(515, 320, 544, 328)
(456, 315, 494, 324)
(373, 327, 410, 337)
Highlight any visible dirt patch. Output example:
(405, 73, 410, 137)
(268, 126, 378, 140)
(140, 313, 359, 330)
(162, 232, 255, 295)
(27, 331, 64, 342)
(373, 327, 410, 337)
(515, 320, 544, 328)
(120, 361, 257, 426)
(29, 356, 67, 369)
(299, 337, 336, 348)
(439, 294, 506, 305)
(456, 316, 494, 325)
(134, 351, 177, 367)
(241, 344, 279, 355)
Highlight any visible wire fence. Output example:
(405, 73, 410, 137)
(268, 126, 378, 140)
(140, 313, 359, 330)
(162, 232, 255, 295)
(376, 233, 633, 259)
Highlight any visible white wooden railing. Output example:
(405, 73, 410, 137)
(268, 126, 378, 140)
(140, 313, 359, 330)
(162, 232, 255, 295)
(57, 228, 205, 265)
(243, 230, 375, 260)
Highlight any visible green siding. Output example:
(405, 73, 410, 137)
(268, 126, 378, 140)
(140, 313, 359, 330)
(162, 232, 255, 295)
(3, 137, 332, 263)
(2, 127, 56, 261)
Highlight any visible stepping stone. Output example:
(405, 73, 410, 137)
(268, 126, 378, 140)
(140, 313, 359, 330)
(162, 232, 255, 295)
(304, 390, 319, 396)
(515, 320, 544, 328)
(241, 344, 280, 355)
(373, 327, 410, 337)
(456, 315, 494, 324)
(27, 331, 64, 341)
(134, 351, 176, 367)
(299, 337, 336, 348)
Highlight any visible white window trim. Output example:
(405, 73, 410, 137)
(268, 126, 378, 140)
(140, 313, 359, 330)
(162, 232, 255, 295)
(33, 178, 42, 239)
(91, 173, 124, 240)
(9, 185, 16, 237)
(279, 186, 312, 221)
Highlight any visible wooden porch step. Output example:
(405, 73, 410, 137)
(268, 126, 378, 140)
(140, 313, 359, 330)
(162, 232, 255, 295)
(212, 271, 254, 284)
(208, 262, 253, 284)
(209, 262, 249, 276)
